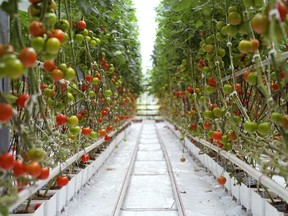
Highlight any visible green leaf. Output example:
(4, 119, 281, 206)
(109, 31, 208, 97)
(1, 0, 19, 15)
(195, 20, 203, 28)
(173, 0, 195, 12)
(0, 205, 8, 216)
(76, 0, 101, 17)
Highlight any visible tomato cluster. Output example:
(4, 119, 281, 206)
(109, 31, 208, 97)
(0, 0, 140, 209)
(151, 0, 288, 184)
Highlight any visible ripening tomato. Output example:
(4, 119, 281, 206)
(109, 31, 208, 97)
(29, 21, 45, 37)
(50, 69, 64, 81)
(48, 29, 65, 43)
(251, 13, 268, 34)
(217, 176, 226, 185)
(99, 129, 106, 137)
(77, 20, 86, 30)
(98, 117, 103, 123)
(56, 114, 68, 125)
(13, 160, 26, 176)
(56, 176, 69, 187)
(18, 47, 37, 68)
(38, 167, 50, 180)
(0, 153, 15, 170)
(0, 103, 13, 122)
(26, 162, 42, 178)
(85, 74, 93, 82)
(43, 60, 56, 72)
(81, 154, 90, 162)
(16, 93, 30, 108)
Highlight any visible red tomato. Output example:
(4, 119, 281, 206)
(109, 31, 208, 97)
(82, 127, 92, 136)
(76, 113, 83, 121)
(85, 74, 93, 82)
(13, 160, 26, 176)
(190, 123, 197, 130)
(0, 103, 13, 122)
(217, 176, 226, 185)
(104, 135, 111, 141)
(98, 118, 103, 123)
(56, 176, 69, 187)
(81, 154, 90, 162)
(26, 162, 42, 178)
(276, 1, 287, 21)
(43, 60, 56, 72)
(40, 84, 47, 90)
(48, 29, 65, 43)
(29, 21, 45, 37)
(18, 47, 37, 68)
(107, 125, 113, 132)
(56, 114, 68, 125)
(38, 167, 50, 180)
(203, 121, 211, 130)
(77, 20, 86, 30)
(207, 76, 216, 87)
(0, 153, 15, 170)
(82, 83, 89, 91)
(213, 131, 223, 141)
(187, 86, 194, 93)
(34, 203, 41, 210)
(16, 93, 30, 108)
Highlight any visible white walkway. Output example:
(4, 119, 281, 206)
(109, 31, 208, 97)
(61, 120, 246, 216)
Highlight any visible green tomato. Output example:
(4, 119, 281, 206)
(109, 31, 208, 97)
(67, 115, 78, 126)
(45, 37, 61, 55)
(244, 121, 258, 134)
(88, 90, 96, 97)
(55, 19, 70, 32)
(212, 107, 225, 118)
(2, 57, 25, 79)
(70, 126, 81, 135)
(271, 112, 282, 124)
(203, 110, 214, 119)
(89, 131, 99, 139)
(223, 84, 233, 94)
(256, 122, 270, 137)
(104, 89, 113, 97)
(75, 34, 84, 44)
(28, 148, 46, 162)
(91, 77, 100, 84)
(64, 67, 76, 81)
(31, 36, 45, 52)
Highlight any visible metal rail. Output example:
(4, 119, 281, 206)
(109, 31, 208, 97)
(165, 120, 288, 203)
(111, 123, 143, 216)
(156, 123, 187, 216)
(8, 121, 131, 212)
(222, 51, 288, 82)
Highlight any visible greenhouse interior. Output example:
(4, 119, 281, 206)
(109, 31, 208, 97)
(0, 0, 287, 215)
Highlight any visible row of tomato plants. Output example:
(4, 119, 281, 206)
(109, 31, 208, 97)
(151, 0, 288, 189)
(0, 0, 141, 213)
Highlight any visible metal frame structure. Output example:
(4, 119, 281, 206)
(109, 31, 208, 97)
(0, 10, 10, 153)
